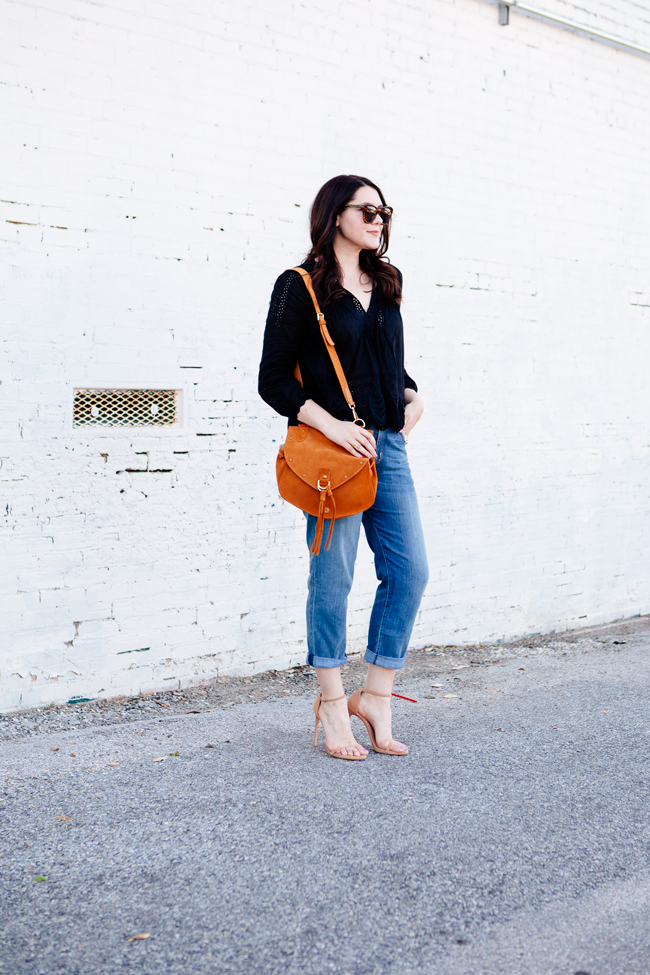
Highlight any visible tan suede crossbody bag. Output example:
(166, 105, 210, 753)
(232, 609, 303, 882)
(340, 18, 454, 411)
(276, 268, 378, 555)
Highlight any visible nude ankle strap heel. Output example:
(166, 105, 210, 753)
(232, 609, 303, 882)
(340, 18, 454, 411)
(347, 688, 409, 756)
(312, 694, 367, 760)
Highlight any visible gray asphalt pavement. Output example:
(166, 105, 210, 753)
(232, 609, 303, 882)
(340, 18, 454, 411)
(1, 623, 649, 975)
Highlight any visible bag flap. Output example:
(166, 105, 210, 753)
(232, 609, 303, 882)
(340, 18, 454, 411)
(283, 425, 371, 491)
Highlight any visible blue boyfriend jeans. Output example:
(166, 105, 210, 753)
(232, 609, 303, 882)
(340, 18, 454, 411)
(305, 429, 429, 671)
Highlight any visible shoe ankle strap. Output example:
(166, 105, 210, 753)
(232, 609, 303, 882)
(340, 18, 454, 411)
(320, 693, 346, 703)
(361, 689, 391, 698)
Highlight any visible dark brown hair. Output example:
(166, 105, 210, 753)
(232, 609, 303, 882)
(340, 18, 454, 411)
(306, 174, 401, 307)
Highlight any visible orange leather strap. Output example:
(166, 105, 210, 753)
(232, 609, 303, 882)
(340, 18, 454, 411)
(288, 267, 359, 420)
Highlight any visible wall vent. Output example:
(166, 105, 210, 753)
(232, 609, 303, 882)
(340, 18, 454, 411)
(73, 389, 178, 427)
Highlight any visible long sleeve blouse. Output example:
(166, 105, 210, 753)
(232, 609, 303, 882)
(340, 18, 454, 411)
(258, 262, 417, 431)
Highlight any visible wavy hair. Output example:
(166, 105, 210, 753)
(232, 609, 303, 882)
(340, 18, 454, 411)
(306, 174, 401, 307)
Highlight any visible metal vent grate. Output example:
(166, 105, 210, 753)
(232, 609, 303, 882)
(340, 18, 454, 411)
(73, 389, 178, 427)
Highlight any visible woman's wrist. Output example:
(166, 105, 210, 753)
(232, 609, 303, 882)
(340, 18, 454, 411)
(401, 389, 424, 437)
(297, 398, 327, 431)
(404, 388, 422, 407)
(297, 400, 340, 440)
(296, 399, 376, 458)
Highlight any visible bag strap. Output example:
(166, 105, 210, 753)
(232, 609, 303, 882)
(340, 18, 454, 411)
(288, 266, 365, 427)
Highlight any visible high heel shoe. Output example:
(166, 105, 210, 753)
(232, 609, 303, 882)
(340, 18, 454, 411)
(313, 694, 367, 760)
(347, 689, 409, 755)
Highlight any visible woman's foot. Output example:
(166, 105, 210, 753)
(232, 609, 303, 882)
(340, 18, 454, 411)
(318, 697, 368, 758)
(358, 691, 407, 753)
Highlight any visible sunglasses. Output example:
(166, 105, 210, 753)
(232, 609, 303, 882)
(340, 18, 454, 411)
(343, 203, 393, 224)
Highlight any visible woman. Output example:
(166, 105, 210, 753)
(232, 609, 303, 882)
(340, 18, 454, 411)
(258, 174, 428, 760)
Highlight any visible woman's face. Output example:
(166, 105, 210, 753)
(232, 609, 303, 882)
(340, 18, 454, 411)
(335, 185, 385, 251)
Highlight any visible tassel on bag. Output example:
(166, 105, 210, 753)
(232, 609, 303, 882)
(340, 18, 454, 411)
(310, 471, 337, 555)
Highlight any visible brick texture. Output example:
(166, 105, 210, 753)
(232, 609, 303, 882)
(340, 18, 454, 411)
(2, 0, 649, 710)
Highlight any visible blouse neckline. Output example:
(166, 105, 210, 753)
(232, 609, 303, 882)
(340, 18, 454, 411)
(344, 286, 376, 315)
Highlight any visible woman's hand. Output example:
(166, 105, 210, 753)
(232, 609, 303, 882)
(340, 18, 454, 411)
(297, 400, 377, 458)
(401, 390, 424, 442)
(322, 417, 377, 458)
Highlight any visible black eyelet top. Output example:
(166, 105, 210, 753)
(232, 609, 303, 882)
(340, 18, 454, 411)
(258, 262, 417, 431)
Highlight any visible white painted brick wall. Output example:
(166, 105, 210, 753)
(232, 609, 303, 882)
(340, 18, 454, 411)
(2, 0, 649, 711)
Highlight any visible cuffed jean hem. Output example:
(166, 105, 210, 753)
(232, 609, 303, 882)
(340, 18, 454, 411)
(363, 649, 406, 670)
(307, 653, 348, 669)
